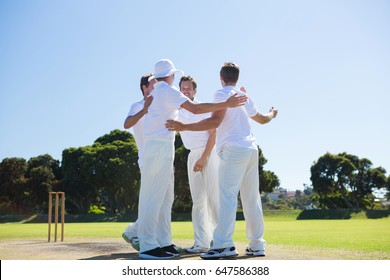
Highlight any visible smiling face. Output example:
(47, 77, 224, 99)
(179, 76, 197, 101)
(180, 80, 196, 100)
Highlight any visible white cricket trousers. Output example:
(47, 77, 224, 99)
(138, 139, 174, 253)
(213, 146, 266, 251)
(187, 147, 219, 248)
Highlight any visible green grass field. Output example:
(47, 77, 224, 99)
(1, 212, 389, 254)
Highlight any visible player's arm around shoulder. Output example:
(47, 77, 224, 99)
(180, 93, 247, 115)
(123, 96, 153, 129)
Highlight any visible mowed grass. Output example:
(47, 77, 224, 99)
(173, 218, 390, 253)
(1, 214, 389, 254)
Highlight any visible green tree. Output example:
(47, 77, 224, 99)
(94, 129, 134, 145)
(61, 147, 97, 214)
(293, 189, 315, 209)
(90, 138, 140, 214)
(310, 153, 355, 208)
(61, 130, 140, 214)
(387, 176, 390, 200)
(173, 134, 191, 212)
(258, 147, 280, 193)
(303, 184, 314, 196)
(0, 157, 28, 213)
(310, 152, 388, 209)
(25, 154, 61, 213)
(64, 129, 140, 214)
(27, 154, 61, 180)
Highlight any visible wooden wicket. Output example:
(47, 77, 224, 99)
(48, 192, 65, 242)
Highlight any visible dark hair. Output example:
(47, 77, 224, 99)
(140, 73, 154, 95)
(179, 76, 197, 90)
(220, 62, 239, 84)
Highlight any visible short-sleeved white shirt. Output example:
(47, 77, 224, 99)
(178, 98, 211, 150)
(213, 86, 258, 151)
(143, 81, 190, 141)
(127, 99, 146, 165)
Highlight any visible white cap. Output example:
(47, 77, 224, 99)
(149, 59, 184, 80)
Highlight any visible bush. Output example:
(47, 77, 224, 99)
(88, 205, 105, 215)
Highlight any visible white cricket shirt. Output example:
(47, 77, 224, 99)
(127, 99, 146, 165)
(178, 98, 211, 150)
(143, 81, 190, 141)
(213, 86, 258, 151)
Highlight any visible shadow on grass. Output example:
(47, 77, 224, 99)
(80, 252, 263, 260)
(80, 252, 137, 260)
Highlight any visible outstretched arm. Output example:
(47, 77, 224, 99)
(240, 86, 278, 124)
(123, 96, 153, 129)
(251, 107, 278, 124)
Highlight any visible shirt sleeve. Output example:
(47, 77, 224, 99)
(128, 102, 143, 117)
(213, 90, 228, 103)
(244, 95, 259, 117)
(214, 89, 258, 117)
(169, 87, 191, 108)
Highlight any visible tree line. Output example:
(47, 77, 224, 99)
(310, 152, 389, 209)
(0, 129, 389, 215)
(0, 129, 279, 215)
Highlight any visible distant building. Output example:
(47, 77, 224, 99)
(382, 200, 390, 209)
(267, 189, 297, 201)
(287, 191, 296, 199)
(267, 188, 287, 202)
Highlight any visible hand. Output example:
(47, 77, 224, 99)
(165, 119, 185, 131)
(226, 93, 248, 108)
(239, 86, 247, 93)
(269, 107, 278, 119)
(193, 158, 206, 172)
(142, 96, 153, 113)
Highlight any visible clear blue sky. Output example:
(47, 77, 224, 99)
(1, 0, 389, 191)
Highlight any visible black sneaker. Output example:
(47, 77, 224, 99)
(139, 247, 174, 259)
(161, 244, 180, 257)
(245, 247, 265, 257)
